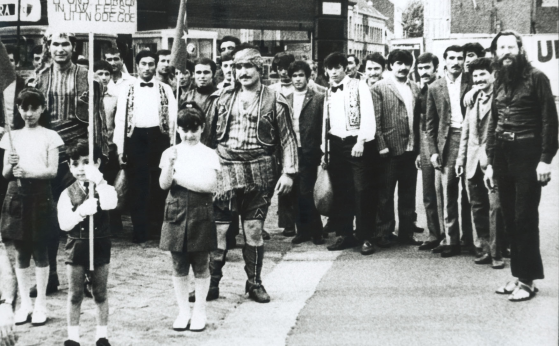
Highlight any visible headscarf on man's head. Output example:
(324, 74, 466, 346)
(233, 48, 263, 69)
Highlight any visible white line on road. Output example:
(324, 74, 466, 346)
(201, 250, 342, 346)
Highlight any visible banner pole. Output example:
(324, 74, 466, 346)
(88, 32, 95, 272)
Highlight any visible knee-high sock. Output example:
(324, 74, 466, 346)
(35, 266, 50, 311)
(209, 249, 227, 289)
(15, 267, 33, 311)
(242, 245, 264, 287)
(172, 275, 190, 318)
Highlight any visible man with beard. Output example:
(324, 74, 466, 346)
(347, 54, 361, 79)
(210, 44, 297, 302)
(182, 57, 218, 144)
(415, 52, 445, 251)
(363, 53, 385, 89)
(104, 47, 135, 96)
(217, 53, 233, 90)
(425, 45, 472, 258)
(372, 49, 421, 250)
(155, 49, 175, 91)
(485, 30, 558, 301)
(269, 52, 296, 97)
(114, 50, 178, 243)
(456, 57, 505, 269)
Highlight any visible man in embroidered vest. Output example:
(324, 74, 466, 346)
(34, 31, 108, 297)
(456, 57, 505, 269)
(210, 44, 298, 303)
(114, 50, 178, 244)
(182, 57, 218, 145)
(321, 52, 378, 255)
(372, 49, 422, 250)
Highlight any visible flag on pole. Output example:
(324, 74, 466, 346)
(0, 40, 16, 92)
(170, 0, 189, 74)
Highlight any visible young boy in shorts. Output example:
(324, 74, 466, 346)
(57, 139, 117, 346)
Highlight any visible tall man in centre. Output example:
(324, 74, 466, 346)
(211, 44, 298, 303)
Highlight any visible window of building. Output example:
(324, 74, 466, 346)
(542, 0, 558, 6)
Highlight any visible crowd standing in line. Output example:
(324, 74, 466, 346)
(0, 28, 557, 346)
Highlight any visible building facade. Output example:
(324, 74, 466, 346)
(348, 0, 389, 60)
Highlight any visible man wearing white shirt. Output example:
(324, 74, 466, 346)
(104, 47, 136, 97)
(322, 52, 378, 253)
(372, 50, 422, 250)
(114, 50, 178, 243)
(425, 45, 472, 258)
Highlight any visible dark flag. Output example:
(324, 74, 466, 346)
(170, 0, 189, 74)
(0, 40, 16, 92)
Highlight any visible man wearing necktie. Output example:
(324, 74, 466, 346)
(456, 57, 505, 269)
(114, 50, 178, 243)
(321, 52, 378, 254)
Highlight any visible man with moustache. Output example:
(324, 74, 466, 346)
(155, 50, 175, 91)
(210, 44, 298, 302)
(321, 52, 377, 254)
(456, 57, 505, 269)
(415, 52, 445, 251)
(425, 45, 472, 258)
(104, 47, 136, 96)
(182, 57, 218, 144)
(485, 30, 558, 301)
(347, 54, 362, 79)
(284, 60, 325, 245)
(269, 52, 296, 97)
(114, 50, 178, 243)
(372, 50, 421, 248)
(363, 53, 385, 89)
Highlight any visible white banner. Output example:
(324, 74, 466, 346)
(0, 0, 41, 22)
(47, 0, 137, 34)
(432, 34, 559, 96)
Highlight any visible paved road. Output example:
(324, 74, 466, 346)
(10, 159, 558, 345)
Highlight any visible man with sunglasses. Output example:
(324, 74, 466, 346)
(210, 44, 298, 303)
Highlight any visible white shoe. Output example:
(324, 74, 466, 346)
(173, 313, 190, 331)
(190, 307, 206, 332)
(14, 308, 32, 325)
(31, 307, 48, 326)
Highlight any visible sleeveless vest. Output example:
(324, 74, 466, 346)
(125, 83, 170, 138)
(66, 181, 110, 240)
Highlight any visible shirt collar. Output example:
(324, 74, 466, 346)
(332, 75, 350, 88)
(445, 70, 462, 85)
(391, 73, 411, 87)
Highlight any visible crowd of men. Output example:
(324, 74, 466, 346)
(0, 27, 557, 344)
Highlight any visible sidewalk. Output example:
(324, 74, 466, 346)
(9, 197, 298, 346)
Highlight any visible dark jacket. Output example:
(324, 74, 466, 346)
(372, 77, 421, 156)
(286, 87, 324, 166)
(425, 72, 471, 163)
(66, 181, 110, 240)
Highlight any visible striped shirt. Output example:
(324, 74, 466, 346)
(222, 94, 260, 150)
(47, 64, 78, 121)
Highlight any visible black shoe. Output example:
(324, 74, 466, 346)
(189, 286, 220, 302)
(431, 244, 447, 254)
(96, 338, 111, 346)
(474, 253, 492, 265)
(327, 236, 359, 251)
(375, 238, 392, 248)
(412, 223, 424, 233)
(246, 282, 270, 303)
(312, 236, 325, 245)
(360, 241, 375, 255)
(501, 248, 511, 258)
(262, 229, 271, 240)
(282, 228, 296, 237)
(292, 234, 311, 244)
(64, 340, 81, 346)
(397, 236, 422, 246)
(441, 245, 460, 258)
(418, 240, 440, 251)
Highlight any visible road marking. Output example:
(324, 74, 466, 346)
(201, 249, 341, 346)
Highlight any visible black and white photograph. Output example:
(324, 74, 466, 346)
(0, 0, 558, 345)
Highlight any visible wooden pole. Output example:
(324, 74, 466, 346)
(88, 32, 95, 271)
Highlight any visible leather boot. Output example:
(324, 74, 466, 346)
(189, 249, 227, 302)
(243, 245, 270, 303)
